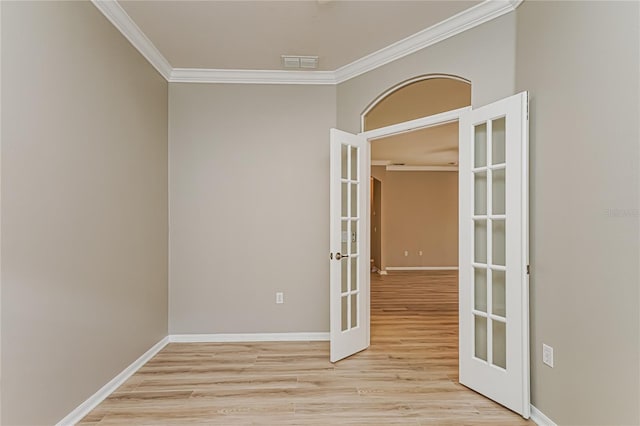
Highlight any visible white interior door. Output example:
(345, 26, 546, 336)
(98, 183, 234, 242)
(329, 128, 369, 363)
(458, 92, 530, 417)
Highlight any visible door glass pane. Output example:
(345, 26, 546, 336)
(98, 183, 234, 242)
(350, 294, 358, 328)
(341, 220, 348, 254)
(492, 168, 506, 215)
(492, 220, 506, 266)
(474, 268, 487, 312)
(350, 146, 358, 181)
(474, 315, 487, 361)
(350, 257, 358, 291)
(492, 270, 506, 317)
(341, 183, 348, 217)
(474, 172, 487, 215)
(350, 220, 358, 254)
(350, 183, 358, 217)
(341, 257, 348, 293)
(474, 123, 487, 168)
(474, 220, 487, 264)
(492, 320, 507, 369)
(341, 295, 348, 331)
(492, 117, 506, 165)
(341, 144, 348, 179)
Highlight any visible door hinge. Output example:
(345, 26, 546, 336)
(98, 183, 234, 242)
(526, 264, 530, 275)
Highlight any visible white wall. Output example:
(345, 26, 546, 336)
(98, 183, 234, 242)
(1, 2, 168, 424)
(169, 83, 336, 333)
(516, 1, 640, 424)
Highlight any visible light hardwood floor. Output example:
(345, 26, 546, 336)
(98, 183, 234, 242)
(80, 271, 533, 425)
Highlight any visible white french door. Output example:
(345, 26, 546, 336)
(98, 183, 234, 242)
(458, 92, 530, 417)
(328, 93, 529, 416)
(329, 128, 369, 363)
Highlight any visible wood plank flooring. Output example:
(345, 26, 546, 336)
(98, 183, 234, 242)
(80, 271, 533, 425)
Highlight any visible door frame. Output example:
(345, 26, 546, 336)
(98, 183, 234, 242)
(358, 106, 469, 342)
(356, 101, 530, 418)
(359, 106, 470, 280)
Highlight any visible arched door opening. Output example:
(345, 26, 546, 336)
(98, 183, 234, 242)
(364, 73, 470, 390)
(363, 74, 470, 275)
(329, 76, 530, 419)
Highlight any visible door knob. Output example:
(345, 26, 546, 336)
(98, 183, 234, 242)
(335, 252, 349, 260)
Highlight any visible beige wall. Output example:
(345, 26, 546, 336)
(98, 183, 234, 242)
(337, 12, 516, 133)
(516, 1, 640, 424)
(371, 167, 457, 270)
(169, 83, 336, 334)
(364, 78, 471, 131)
(1, 2, 168, 425)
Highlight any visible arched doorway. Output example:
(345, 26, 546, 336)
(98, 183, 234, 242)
(329, 83, 530, 418)
(363, 74, 471, 274)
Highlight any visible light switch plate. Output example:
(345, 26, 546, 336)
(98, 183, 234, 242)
(542, 343, 554, 367)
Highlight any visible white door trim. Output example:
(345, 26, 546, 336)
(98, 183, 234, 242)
(361, 106, 470, 141)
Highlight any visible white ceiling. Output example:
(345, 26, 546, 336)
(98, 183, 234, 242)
(104, 1, 509, 166)
(119, 0, 481, 71)
(371, 122, 458, 167)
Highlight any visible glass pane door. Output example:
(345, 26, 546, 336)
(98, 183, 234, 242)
(340, 145, 360, 332)
(330, 128, 369, 363)
(472, 117, 508, 370)
(458, 92, 529, 418)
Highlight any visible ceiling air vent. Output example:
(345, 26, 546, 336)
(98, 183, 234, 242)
(282, 55, 318, 69)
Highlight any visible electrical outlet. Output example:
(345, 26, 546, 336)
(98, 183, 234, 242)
(542, 343, 554, 367)
(419, 250, 423, 256)
(275, 292, 284, 304)
(404, 250, 409, 257)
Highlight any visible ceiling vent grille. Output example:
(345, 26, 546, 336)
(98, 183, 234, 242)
(282, 55, 318, 69)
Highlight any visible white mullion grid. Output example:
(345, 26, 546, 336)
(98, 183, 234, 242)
(351, 145, 359, 331)
(345, 144, 352, 331)
(470, 123, 483, 359)
(486, 119, 494, 367)
(490, 313, 507, 323)
(471, 164, 505, 175)
(472, 309, 489, 318)
(486, 264, 506, 272)
(340, 180, 348, 221)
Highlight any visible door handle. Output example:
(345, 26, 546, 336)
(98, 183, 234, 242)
(335, 252, 349, 260)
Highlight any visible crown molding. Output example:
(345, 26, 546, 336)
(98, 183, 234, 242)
(91, 0, 172, 80)
(94, 0, 521, 85)
(334, 0, 521, 83)
(170, 68, 336, 85)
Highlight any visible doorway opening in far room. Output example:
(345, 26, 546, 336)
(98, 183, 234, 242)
(363, 74, 470, 380)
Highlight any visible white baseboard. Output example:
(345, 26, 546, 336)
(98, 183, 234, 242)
(169, 332, 330, 343)
(56, 336, 169, 426)
(530, 404, 557, 426)
(385, 266, 459, 271)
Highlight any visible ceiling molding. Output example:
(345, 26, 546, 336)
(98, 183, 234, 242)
(386, 165, 459, 172)
(93, 0, 521, 85)
(170, 68, 336, 85)
(92, 0, 172, 80)
(371, 160, 392, 166)
(333, 0, 520, 84)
